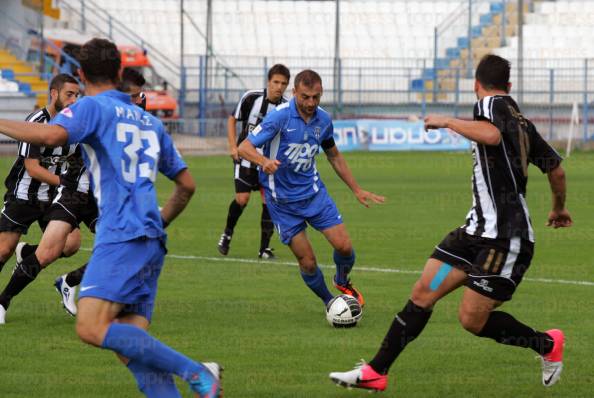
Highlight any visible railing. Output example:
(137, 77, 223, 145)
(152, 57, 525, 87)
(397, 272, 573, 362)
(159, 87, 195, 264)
(57, 0, 181, 90)
(173, 52, 594, 144)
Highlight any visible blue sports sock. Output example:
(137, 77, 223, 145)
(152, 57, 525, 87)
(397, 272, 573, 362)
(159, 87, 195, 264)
(102, 323, 203, 382)
(127, 359, 182, 398)
(334, 249, 355, 286)
(301, 267, 334, 305)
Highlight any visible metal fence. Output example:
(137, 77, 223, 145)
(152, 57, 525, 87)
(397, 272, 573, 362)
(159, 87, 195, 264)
(3, 0, 594, 152)
(177, 53, 594, 143)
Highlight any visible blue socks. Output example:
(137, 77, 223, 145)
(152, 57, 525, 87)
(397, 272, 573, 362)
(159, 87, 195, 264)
(102, 323, 204, 382)
(301, 267, 334, 305)
(334, 249, 355, 286)
(127, 359, 182, 398)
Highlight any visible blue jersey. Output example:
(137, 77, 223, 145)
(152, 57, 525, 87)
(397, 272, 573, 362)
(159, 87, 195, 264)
(247, 98, 334, 202)
(51, 90, 187, 245)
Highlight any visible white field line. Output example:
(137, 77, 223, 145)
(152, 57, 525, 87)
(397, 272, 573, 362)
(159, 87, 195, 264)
(80, 248, 594, 287)
(166, 253, 594, 288)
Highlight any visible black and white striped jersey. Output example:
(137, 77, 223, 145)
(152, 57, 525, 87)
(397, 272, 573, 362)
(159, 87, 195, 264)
(3, 108, 77, 202)
(463, 95, 562, 243)
(233, 88, 287, 168)
(59, 145, 90, 194)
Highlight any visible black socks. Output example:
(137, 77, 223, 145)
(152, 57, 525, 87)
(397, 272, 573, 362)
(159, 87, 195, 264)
(478, 311, 554, 356)
(224, 200, 245, 236)
(0, 254, 42, 309)
(20, 244, 38, 259)
(260, 204, 274, 251)
(369, 300, 433, 374)
(65, 263, 88, 286)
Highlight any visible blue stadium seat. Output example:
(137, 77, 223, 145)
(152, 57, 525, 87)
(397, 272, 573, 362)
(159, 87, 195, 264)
(1, 69, 15, 80)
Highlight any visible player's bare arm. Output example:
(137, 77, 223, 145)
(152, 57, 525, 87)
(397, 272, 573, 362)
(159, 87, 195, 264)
(0, 120, 68, 147)
(324, 145, 385, 208)
(424, 115, 501, 146)
(23, 158, 60, 186)
(227, 115, 239, 161)
(160, 169, 196, 225)
(546, 165, 572, 228)
(238, 139, 280, 174)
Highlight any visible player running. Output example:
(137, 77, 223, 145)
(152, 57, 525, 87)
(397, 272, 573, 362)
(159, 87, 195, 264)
(0, 74, 80, 277)
(53, 68, 151, 315)
(218, 64, 290, 259)
(0, 69, 151, 322)
(238, 69, 384, 309)
(329, 55, 571, 392)
(0, 38, 221, 397)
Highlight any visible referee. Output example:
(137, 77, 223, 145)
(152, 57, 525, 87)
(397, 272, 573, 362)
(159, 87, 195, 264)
(218, 64, 290, 259)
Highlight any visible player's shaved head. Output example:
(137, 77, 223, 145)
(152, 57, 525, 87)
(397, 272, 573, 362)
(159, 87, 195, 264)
(475, 55, 511, 93)
(78, 38, 121, 85)
(294, 69, 322, 89)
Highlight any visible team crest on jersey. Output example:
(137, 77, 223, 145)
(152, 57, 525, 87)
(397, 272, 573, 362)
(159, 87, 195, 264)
(314, 127, 321, 140)
(60, 108, 73, 118)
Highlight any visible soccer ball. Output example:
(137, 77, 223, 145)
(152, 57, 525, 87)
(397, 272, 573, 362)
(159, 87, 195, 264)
(326, 294, 363, 328)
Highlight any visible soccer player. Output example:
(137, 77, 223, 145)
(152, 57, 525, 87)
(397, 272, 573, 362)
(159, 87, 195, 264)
(238, 69, 384, 308)
(0, 38, 221, 397)
(0, 69, 151, 321)
(0, 74, 80, 275)
(119, 67, 147, 108)
(53, 68, 150, 315)
(218, 64, 290, 259)
(329, 55, 571, 392)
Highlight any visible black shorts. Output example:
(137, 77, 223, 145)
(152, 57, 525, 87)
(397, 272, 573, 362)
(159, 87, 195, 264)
(234, 162, 260, 193)
(431, 227, 534, 302)
(44, 187, 98, 233)
(0, 197, 49, 234)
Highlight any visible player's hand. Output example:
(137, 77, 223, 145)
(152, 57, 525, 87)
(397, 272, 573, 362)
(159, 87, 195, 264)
(354, 189, 385, 208)
(262, 159, 281, 175)
(424, 115, 450, 131)
(230, 146, 239, 162)
(546, 209, 573, 228)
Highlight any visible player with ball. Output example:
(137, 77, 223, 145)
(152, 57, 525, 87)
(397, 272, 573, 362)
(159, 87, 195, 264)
(239, 69, 384, 318)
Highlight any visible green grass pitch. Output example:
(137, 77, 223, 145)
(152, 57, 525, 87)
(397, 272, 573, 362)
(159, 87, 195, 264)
(0, 151, 593, 397)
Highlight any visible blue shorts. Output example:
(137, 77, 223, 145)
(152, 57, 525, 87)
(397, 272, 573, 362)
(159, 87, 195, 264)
(267, 189, 343, 245)
(79, 237, 166, 322)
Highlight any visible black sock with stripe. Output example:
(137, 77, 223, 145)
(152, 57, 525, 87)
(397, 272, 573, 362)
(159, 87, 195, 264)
(0, 254, 42, 309)
(369, 300, 433, 375)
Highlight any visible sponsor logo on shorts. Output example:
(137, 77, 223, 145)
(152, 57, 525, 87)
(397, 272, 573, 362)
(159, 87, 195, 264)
(472, 278, 494, 293)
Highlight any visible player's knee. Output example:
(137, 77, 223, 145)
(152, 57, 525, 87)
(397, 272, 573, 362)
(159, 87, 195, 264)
(62, 241, 80, 257)
(76, 318, 102, 346)
(297, 256, 317, 273)
(35, 247, 61, 266)
(235, 195, 250, 207)
(458, 308, 486, 335)
(410, 280, 435, 309)
(334, 240, 353, 257)
(0, 244, 15, 262)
